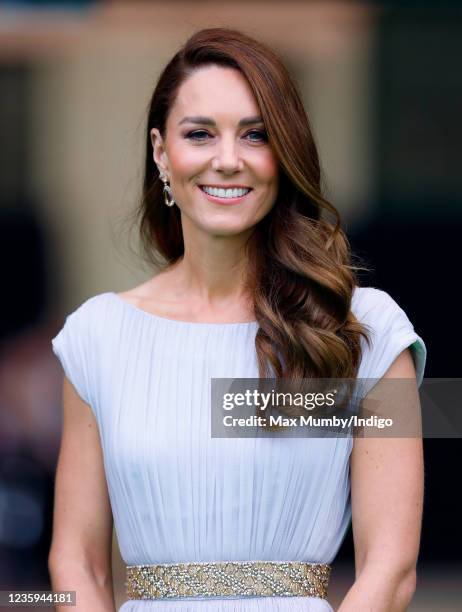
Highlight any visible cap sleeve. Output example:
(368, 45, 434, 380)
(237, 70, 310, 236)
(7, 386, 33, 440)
(51, 297, 98, 410)
(353, 287, 427, 387)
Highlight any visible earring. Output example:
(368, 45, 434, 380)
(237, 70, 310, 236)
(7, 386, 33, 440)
(158, 170, 175, 207)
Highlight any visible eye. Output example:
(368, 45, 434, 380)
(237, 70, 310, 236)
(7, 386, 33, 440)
(185, 130, 211, 141)
(244, 129, 268, 143)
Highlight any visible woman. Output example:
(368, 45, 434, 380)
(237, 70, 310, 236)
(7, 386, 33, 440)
(49, 28, 427, 611)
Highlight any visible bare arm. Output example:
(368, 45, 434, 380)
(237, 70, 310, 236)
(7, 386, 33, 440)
(49, 377, 116, 611)
(337, 348, 424, 611)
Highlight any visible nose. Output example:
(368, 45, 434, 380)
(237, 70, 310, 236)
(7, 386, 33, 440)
(211, 136, 244, 174)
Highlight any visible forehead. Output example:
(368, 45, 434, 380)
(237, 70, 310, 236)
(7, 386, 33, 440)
(168, 65, 260, 123)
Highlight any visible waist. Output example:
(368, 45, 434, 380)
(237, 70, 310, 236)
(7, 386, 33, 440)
(126, 560, 331, 600)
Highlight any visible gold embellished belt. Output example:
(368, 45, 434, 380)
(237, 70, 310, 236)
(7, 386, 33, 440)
(126, 560, 331, 600)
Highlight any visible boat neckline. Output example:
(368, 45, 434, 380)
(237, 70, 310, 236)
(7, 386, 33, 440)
(108, 292, 259, 327)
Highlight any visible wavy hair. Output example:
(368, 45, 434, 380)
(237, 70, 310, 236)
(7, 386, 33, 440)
(136, 27, 371, 380)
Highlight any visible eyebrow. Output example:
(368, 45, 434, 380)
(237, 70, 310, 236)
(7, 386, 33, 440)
(178, 115, 264, 127)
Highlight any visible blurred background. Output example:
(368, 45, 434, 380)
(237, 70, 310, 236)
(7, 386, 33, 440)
(0, 0, 460, 610)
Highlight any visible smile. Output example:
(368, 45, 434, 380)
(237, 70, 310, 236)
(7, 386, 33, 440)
(198, 184, 253, 204)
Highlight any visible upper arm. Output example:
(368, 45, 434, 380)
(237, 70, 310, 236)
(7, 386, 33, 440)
(49, 376, 113, 575)
(350, 348, 424, 576)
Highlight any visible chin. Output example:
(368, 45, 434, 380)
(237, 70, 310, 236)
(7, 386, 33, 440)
(204, 221, 256, 237)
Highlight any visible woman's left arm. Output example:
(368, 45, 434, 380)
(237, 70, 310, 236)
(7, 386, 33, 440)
(337, 348, 424, 612)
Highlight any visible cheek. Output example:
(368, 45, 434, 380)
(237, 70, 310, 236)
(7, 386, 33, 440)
(255, 150, 279, 185)
(168, 141, 205, 179)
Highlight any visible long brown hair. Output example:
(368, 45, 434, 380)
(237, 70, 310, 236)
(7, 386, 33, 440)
(136, 27, 371, 379)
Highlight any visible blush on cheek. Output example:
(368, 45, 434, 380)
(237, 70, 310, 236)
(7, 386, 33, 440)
(167, 140, 207, 176)
(257, 151, 279, 181)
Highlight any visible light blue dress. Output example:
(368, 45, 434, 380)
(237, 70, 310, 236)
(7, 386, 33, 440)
(51, 286, 427, 612)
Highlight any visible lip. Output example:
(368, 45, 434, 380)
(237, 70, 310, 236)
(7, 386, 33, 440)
(199, 184, 252, 189)
(198, 184, 253, 205)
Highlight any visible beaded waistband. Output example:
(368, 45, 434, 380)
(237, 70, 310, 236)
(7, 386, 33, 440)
(126, 560, 331, 600)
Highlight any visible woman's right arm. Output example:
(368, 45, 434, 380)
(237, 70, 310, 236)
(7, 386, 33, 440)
(48, 376, 116, 611)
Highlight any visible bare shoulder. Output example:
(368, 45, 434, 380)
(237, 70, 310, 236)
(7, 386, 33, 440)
(117, 271, 173, 305)
(116, 269, 186, 318)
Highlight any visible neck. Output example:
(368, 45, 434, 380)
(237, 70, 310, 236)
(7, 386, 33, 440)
(169, 217, 256, 309)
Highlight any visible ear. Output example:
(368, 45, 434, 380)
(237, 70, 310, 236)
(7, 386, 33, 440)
(150, 128, 169, 176)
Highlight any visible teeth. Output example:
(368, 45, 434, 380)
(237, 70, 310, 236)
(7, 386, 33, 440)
(201, 186, 251, 198)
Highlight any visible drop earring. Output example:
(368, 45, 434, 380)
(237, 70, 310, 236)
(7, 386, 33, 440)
(159, 171, 175, 207)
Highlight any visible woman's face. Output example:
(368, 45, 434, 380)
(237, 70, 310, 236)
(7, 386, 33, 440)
(151, 65, 279, 238)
